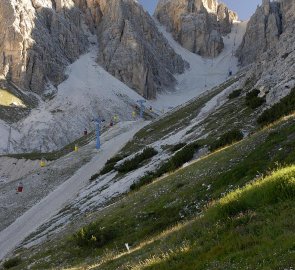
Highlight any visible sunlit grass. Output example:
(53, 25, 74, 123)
(0, 89, 26, 107)
(120, 165, 295, 270)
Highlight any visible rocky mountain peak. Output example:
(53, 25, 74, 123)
(154, 0, 238, 57)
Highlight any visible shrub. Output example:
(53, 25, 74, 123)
(117, 147, 158, 174)
(130, 143, 199, 191)
(96, 155, 127, 178)
(170, 143, 187, 152)
(228, 89, 242, 99)
(89, 173, 100, 182)
(130, 173, 155, 191)
(210, 129, 244, 151)
(106, 155, 126, 165)
(3, 257, 22, 269)
(257, 87, 295, 126)
(73, 222, 116, 248)
(245, 89, 265, 109)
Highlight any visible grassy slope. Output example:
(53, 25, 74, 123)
(7, 114, 295, 270)
(104, 166, 295, 270)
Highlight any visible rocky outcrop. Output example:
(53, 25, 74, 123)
(236, 0, 295, 105)
(154, 0, 238, 57)
(75, 0, 187, 99)
(0, 0, 88, 95)
(237, 0, 283, 66)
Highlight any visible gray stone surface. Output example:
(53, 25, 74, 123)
(154, 0, 238, 57)
(75, 0, 187, 99)
(0, 0, 187, 100)
(0, 0, 88, 95)
(236, 0, 295, 106)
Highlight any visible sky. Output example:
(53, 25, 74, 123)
(139, 0, 262, 21)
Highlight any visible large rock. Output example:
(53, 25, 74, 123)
(75, 0, 187, 99)
(154, 0, 238, 57)
(0, 0, 88, 95)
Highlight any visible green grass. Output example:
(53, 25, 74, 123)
(10, 115, 295, 270)
(124, 167, 295, 270)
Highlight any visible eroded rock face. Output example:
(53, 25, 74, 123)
(0, 0, 88, 95)
(236, 0, 295, 106)
(74, 0, 187, 99)
(0, 0, 187, 99)
(237, 0, 283, 66)
(154, 0, 238, 57)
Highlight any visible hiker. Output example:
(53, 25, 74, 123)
(84, 128, 88, 136)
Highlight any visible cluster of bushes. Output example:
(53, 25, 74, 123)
(72, 222, 116, 248)
(89, 154, 127, 181)
(257, 87, 295, 126)
(210, 129, 244, 151)
(130, 143, 199, 191)
(245, 89, 265, 109)
(117, 147, 158, 174)
(100, 155, 127, 175)
(228, 89, 242, 99)
(3, 257, 22, 269)
(170, 142, 187, 152)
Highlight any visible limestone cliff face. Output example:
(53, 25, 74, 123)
(0, 0, 88, 95)
(74, 0, 187, 99)
(236, 0, 295, 105)
(237, 0, 283, 66)
(154, 0, 238, 57)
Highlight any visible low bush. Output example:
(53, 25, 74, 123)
(170, 143, 187, 152)
(130, 173, 155, 191)
(89, 173, 100, 182)
(97, 155, 127, 177)
(228, 89, 242, 99)
(245, 89, 265, 109)
(210, 129, 244, 151)
(3, 257, 22, 269)
(257, 87, 295, 126)
(73, 222, 116, 248)
(117, 147, 158, 174)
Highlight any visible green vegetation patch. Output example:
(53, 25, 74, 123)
(3, 257, 22, 269)
(214, 166, 295, 218)
(116, 147, 158, 174)
(245, 89, 265, 109)
(258, 87, 295, 126)
(72, 222, 117, 248)
(210, 129, 244, 151)
(228, 89, 242, 99)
